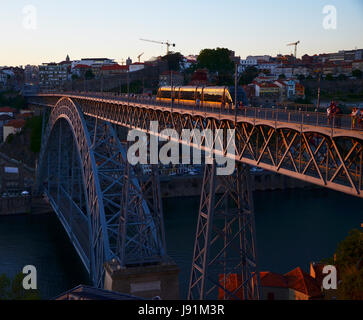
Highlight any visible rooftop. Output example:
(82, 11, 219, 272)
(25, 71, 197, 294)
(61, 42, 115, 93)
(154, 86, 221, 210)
(54, 285, 144, 300)
(4, 119, 26, 129)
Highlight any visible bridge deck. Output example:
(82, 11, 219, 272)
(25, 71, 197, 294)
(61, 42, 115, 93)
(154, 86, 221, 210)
(29, 93, 363, 198)
(34, 92, 363, 140)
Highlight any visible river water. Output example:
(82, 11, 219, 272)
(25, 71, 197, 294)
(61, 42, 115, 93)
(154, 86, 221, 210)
(0, 188, 361, 299)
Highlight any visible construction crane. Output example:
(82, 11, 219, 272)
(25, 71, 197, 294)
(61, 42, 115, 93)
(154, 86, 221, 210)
(287, 40, 300, 58)
(140, 38, 175, 55)
(137, 52, 144, 63)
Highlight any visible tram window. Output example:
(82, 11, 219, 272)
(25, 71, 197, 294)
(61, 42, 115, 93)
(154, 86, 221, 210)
(180, 90, 195, 101)
(160, 90, 171, 99)
(204, 92, 222, 102)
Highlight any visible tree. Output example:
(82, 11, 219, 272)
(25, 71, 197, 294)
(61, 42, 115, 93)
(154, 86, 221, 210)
(239, 66, 259, 85)
(297, 74, 305, 81)
(330, 229, 363, 300)
(85, 69, 95, 80)
(352, 69, 362, 79)
(278, 74, 286, 79)
(197, 48, 235, 85)
(325, 73, 334, 81)
(337, 74, 347, 80)
(0, 273, 40, 300)
(161, 52, 184, 71)
(71, 74, 79, 80)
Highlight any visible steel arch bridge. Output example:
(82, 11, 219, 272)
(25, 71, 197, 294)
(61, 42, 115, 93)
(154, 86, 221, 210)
(36, 97, 167, 287)
(31, 93, 363, 198)
(28, 92, 363, 300)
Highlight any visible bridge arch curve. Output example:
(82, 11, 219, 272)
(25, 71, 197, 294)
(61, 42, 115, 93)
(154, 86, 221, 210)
(37, 97, 111, 287)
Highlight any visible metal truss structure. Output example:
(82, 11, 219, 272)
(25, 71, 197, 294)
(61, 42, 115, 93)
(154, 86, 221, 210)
(28, 93, 363, 300)
(30, 94, 363, 198)
(36, 97, 166, 287)
(188, 162, 260, 300)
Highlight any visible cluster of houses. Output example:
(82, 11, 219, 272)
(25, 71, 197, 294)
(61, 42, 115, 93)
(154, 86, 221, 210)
(221, 262, 337, 300)
(239, 48, 363, 79)
(243, 75, 306, 105)
(0, 107, 33, 143)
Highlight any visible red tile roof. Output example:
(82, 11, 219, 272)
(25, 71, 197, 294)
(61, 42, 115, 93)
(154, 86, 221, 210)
(74, 64, 90, 69)
(101, 64, 128, 71)
(5, 119, 26, 129)
(284, 267, 322, 298)
(260, 272, 288, 288)
(0, 107, 16, 113)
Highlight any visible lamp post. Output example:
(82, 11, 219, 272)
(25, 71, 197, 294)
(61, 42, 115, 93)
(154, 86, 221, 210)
(170, 70, 174, 112)
(127, 69, 130, 107)
(234, 62, 238, 124)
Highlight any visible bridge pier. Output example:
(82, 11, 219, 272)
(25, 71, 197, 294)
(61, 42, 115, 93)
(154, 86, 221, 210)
(188, 161, 260, 300)
(104, 260, 180, 300)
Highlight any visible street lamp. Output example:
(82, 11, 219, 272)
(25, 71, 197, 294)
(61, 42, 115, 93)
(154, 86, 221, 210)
(127, 69, 130, 107)
(170, 70, 174, 112)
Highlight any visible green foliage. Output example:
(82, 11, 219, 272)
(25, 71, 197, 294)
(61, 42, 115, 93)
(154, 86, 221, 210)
(85, 69, 95, 80)
(25, 116, 42, 153)
(197, 48, 234, 85)
(337, 74, 347, 80)
(6, 133, 14, 144)
(339, 266, 363, 300)
(0, 273, 40, 300)
(161, 52, 184, 71)
(239, 66, 259, 85)
(278, 74, 286, 79)
(325, 74, 334, 81)
(71, 74, 79, 80)
(0, 91, 27, 110)
(326, 229, 363, 300)
(352, 69, 362, 79)
(335, 229, 363, 269)
(297, 74, 305, 81)
(0, 274, 11, 300)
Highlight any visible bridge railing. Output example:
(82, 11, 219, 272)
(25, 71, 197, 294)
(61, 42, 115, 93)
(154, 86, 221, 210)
(39, 91, 363, 132)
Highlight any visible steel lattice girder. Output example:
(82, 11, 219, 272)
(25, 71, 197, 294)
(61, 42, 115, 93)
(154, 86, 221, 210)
(67, 99, 362, 198)
(36, 97, 166, 288)
(29, 95, 363, 197)
(188, 162, 260, 300)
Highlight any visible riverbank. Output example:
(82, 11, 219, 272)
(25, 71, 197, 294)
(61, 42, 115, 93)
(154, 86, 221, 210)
(159, 171, 317, 198)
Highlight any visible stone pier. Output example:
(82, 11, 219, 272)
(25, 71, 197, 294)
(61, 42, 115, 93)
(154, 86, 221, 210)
(104, 260, 180, 300)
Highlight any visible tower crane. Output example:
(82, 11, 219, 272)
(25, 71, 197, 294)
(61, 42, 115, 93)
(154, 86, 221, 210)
(140, 38, 176, 55)
(137, 52, 144, 63)
(287, 40, 300, 58)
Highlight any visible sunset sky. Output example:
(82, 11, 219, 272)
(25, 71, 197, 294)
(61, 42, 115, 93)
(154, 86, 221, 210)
(1, 0, 363, 66)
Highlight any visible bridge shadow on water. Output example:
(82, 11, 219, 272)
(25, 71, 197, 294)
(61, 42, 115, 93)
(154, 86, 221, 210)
(163, 187, 362, 299)
(0, 187, 360, 300)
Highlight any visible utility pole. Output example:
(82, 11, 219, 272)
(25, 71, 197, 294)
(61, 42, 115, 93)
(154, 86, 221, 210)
(317, 72, 321, 110)
(170, 71, 174, 112)
(127, 70, 130, 107)
(235, 62, 238, 124)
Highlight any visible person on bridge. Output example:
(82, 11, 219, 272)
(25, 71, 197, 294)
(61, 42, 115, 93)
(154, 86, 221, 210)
(359, 108, 363, 129)
(196, 98, 201, 108)
(327, 105, 332, 125)
(351, 107, 359, 128)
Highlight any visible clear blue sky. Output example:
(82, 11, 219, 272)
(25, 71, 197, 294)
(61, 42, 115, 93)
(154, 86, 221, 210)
(1, 0, 363, 66)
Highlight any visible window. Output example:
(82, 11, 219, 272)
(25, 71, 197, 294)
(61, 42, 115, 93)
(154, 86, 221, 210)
(180, 90, 195, 101)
